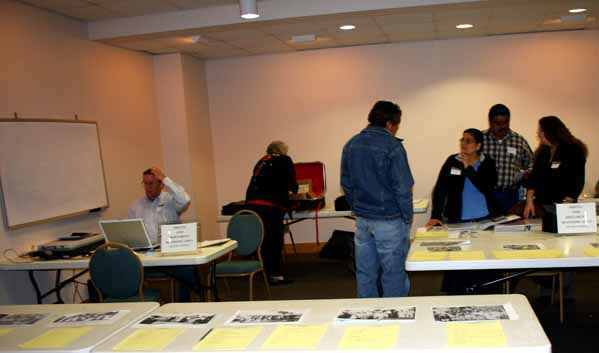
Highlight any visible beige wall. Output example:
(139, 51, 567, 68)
(181, 55, 219, 240)
(0, 1, 162, 304)
(153, 53, 219, 239)
(207, 29, 599, 243)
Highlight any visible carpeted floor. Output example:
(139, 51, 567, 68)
(213, 252, 599, 353)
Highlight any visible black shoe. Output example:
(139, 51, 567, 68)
(268, 277, 294, 286)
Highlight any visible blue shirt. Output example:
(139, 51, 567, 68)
(461, 160, 490, 221)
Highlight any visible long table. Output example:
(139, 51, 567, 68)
(0, 241, 237, 304)
(406, 231, 599, 271)
(92, 295, 550, 353)
(0, 302, 158, 353)
(217, 199, 429, 244)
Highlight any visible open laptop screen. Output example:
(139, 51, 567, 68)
(99, 219, 157, 250)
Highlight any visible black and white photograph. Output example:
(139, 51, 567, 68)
(135, 313, 216, 327)
(48, 310, 130, 327)
(432, 304, 518, 322)
(503, 244, 542, 250)
(225, 310, 307, 325)
(336, 307, 416, 323)
(0, 313, 46, 326)
(420, 241, 468, 247)
(427, 246, 462, 252)
(590, 243, 599, 248)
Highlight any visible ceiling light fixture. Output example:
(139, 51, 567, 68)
(339, 25, 356, 30)
(569, 8, 587, 13)
(240, 0, 259, 19)
(456, 23, 474, 29)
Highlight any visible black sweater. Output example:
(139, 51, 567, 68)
(527, 143, 586, 204)
(246, 154, 299, 207)
(431, 154, 498, 223)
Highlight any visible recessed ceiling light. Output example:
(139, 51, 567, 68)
(339, 25, 356, 31)
(456, 23, 474, 29)
(569, 8, 587, 13)
(239, 0, 260, 19)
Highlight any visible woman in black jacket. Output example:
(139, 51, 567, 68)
(427, 128, 498, 226)
(524, 116, 588, 218)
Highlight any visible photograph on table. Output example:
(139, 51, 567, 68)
(49, 310, 130, 327)
(135, 313, 216, 327)
(336, 307, 416, 323)
(226, 310, 307, 325)
(427, 246, 462, 252)
(0, 313, 47, 326)
(502, 243, 543, 250)
(420, 241, 469, 247)
(432, 304, 518, 322)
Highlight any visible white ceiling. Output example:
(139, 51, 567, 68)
(20, 0, 599, 59)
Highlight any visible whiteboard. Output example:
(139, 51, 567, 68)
(0, 120, 109, 228)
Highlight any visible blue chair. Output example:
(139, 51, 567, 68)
(89, 243, 160, 302)
(214, 210, 271, 301)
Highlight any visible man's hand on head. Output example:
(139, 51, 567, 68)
(151, 167, 166, 181)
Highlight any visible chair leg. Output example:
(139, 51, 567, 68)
(249, 273, 255, 301)
(223, 278, 231, 298)
(262, 271, 272, 300)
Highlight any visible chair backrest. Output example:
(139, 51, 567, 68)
(89, 242, 143, 300)
(227, 210, 264, 256)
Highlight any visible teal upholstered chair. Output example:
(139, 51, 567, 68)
(214, 210, 271, 301)
(89, 243, 160, 303)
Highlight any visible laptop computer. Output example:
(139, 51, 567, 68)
(99, 219, 159, 250)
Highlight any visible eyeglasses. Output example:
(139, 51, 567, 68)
(459, 138, 476, 144)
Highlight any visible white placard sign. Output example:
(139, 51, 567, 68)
(161, 222, 197, 253)
(556, 203, 597, 234)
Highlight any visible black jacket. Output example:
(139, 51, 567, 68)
(431, 153, 498, 222)
(246, 154, 299, 207)
(527, 143, 586, 204)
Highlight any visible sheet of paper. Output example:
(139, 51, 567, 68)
(262, 324, 328, 349)
(584, 248, 599, 257)
(339, 325, 399, 350)
(113, 328, 185, 351)
(415, 230, 449, 238)
(19, 327, 93, 349)
(449, 251, 486, 261)
(193, 326, 262, 351)
(0, 328, 14, 336)
(413, 199, 429, 210)
(408, 251, 448, 261)
(447, 321, 507, 348)
(493, 249, 562, 259)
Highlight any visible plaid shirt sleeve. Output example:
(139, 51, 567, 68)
(482, 130, 534, 189)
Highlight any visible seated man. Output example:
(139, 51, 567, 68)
(128, 167, 196, 301)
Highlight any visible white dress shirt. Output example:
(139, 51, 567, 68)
(128, 177, 191, 244)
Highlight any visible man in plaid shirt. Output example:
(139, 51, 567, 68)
(482, 104, 533, 213)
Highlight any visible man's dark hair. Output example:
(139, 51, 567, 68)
(368, 100, 401, 127)
(488, 103, 510, 123)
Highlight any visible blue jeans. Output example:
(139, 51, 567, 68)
(354, 217, 410, 298)
(492, 189, 519, 214)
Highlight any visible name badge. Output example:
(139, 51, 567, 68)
(551, 161, 561, 169)
(507, 147, 517, 155)
(450, 167, 462, 176)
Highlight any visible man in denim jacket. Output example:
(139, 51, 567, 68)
(341, 100, 414, 297)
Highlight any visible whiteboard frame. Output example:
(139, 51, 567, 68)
(0, 119, 110, 229)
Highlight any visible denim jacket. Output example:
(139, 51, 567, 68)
(341, 125, 414, 223)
